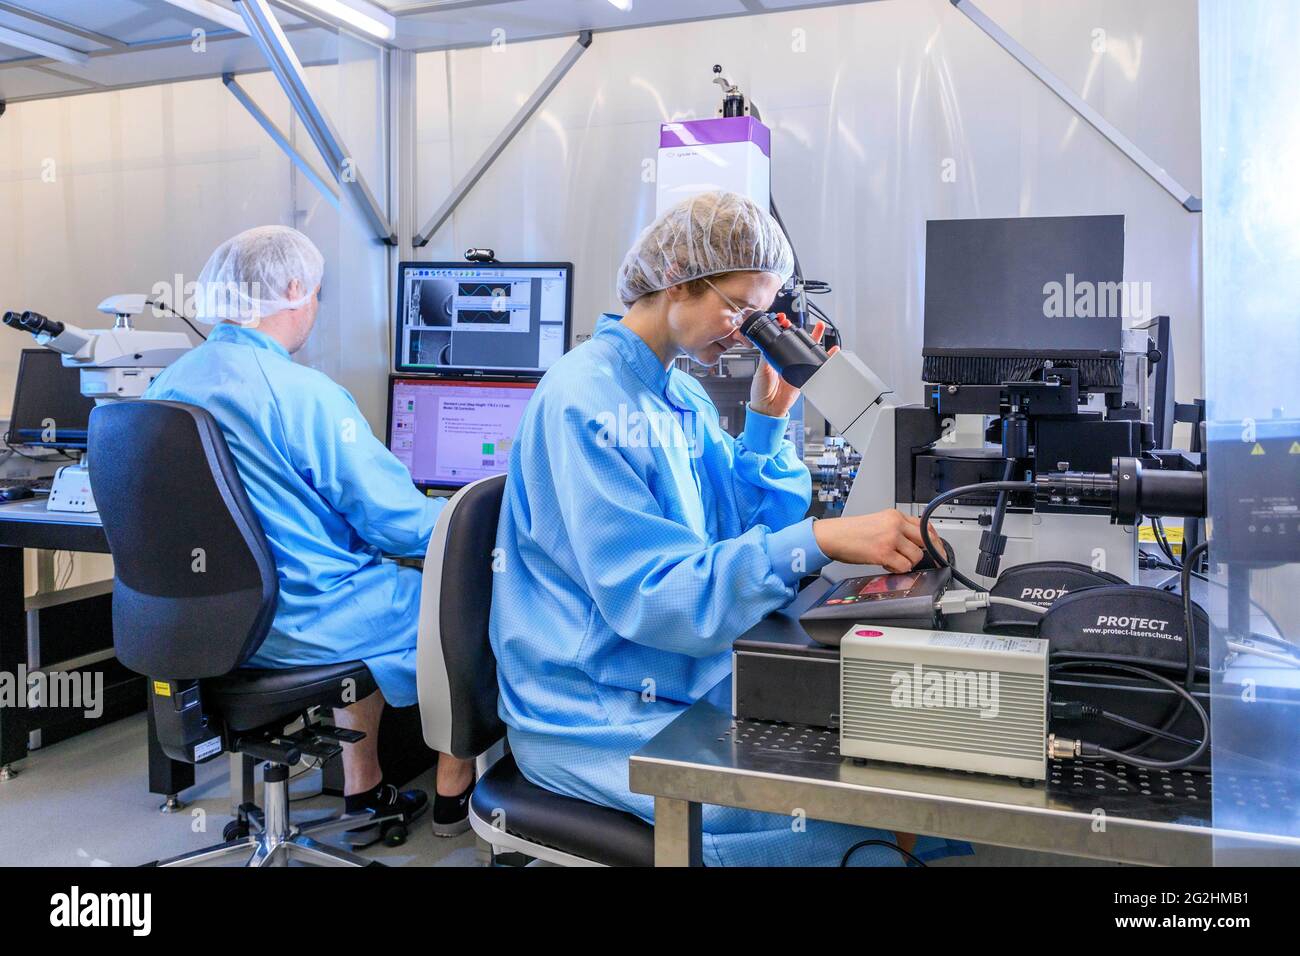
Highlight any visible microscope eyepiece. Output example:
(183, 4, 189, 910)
(740, 311, 830, 388)
(2, 311, 25, 329)
(17, 311, 64, 338)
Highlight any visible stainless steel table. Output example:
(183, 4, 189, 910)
(630, 675, 1300, 867)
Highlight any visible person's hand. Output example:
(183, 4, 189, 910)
(748, 318, 837, 418)
(812, 509, 938, 574)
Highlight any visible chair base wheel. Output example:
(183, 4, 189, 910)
(382, 821, 408, 847)
(223, 820, 250, 841)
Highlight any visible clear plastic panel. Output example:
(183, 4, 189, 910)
(1199, 0, 1300, 864)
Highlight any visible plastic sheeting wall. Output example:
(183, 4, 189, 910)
(0, 46, 390, 425)
(412, 0, 1203, 412)
(1200, 0, 1300, 863)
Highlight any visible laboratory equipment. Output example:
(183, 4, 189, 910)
(838, 626, 1051, 781)
(386, 376, 538, 492)
(3, 295, 191, 513)
(393, 262, 571, 378)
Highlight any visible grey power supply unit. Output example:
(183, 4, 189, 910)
(840, 626, 1050, 780)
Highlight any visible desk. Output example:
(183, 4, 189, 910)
(630, 570, 1299, 867)
(631, 675, 1300, 866)
(0, 498, 192, 798)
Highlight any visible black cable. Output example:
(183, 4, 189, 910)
(1099, 710, 1201, 748)
(1181, 542, 1209, 691)
(805, 300, 839, 335)
(1151, 517, 1180, 567)
(975, 459, 1016, 578)
(0, 438, 73, 462)
(920, 480, 1036, 592)
(1119, 539, 1210, 759)
(147, 297, 207, 341)
(1142, 550, 1290, 642)
(840, 839, 926, 867)
(767, 193, 841, 340)
(768, 195, 803, 286)
(1049, 660, 1209, 770)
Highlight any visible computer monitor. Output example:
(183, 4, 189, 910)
(386, 376, 538, 491)
(394, 261, 572, 377)
(4, 349, 95, 449)
(922, 215, 1125, 390)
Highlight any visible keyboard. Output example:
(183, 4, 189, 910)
(0, 477, 52, 494)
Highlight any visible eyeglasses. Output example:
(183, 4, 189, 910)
(703, 278, 758, 327)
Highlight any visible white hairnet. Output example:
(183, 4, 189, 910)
(616, 190, 794, 307)
(193, 225, 324, 324)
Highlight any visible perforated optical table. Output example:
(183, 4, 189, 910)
(630, 675, 1300, 867)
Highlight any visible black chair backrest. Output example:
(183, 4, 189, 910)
(433, 474, 507, 757)
(89, 401, 278, 680)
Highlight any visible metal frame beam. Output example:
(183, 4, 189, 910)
(160, 0, 250, 35)
(0, 24, 89, 65)
(271, 0, 396, 46)
(236, 0, 397, 244)
(413, 30, 592, 248)
(0, 2, 127, 51)
(223, 73, 341, 209)
(952, 0, 1200, 212)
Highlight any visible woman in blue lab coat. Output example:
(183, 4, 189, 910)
(490, 191, 971, 865)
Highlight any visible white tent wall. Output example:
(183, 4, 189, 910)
(413, 0, 1202, 419)
(290, 31, 391, 427)
(0, 44, 390, 591)
(0, 71, 303, 592)
(0, 71, 293, 413)
(0, 0, 1203, 589)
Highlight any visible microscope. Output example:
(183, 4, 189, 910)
(739, 306, 1205, 587)
(3, 295, 191, 512)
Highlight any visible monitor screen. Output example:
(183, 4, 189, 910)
(394, 261, 571, 377)
(923, 215, 1125, 358)
(5, 349, 95, 449)
(387, 376, 538, 490)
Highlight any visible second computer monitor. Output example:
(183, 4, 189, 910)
(387, 376, 537, 492)
(5, 349, 95, 449)
(395, 261, 571, 377)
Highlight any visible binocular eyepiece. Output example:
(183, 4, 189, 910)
(739, 311, 830, 388)
(3, 310, 65, 339)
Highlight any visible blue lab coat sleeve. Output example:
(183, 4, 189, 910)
(284, 381, 439, 559)
(535, 397, 825, 659)
(719, 402, 816, 532)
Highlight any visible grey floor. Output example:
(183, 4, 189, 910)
(0, 712, 478, 867)
(0, 713, 1107, 867)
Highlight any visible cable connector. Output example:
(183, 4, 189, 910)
(1050, 699, 1101, 721)
(934, 589, 989, 617)
(1047, 734, 1081, 760)
(934, 590, 1048, 618)
(975, 530, 1008, 578)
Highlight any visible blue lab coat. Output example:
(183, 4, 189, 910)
(491, 314, 972, 865)
(145, 323, 442, 706)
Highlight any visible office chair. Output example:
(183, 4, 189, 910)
(416, 475, 654, 866)
(89, 400, 402, 866)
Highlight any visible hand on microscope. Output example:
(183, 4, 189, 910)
(811, 509, 938, 574)
(746, 318, 835, 417)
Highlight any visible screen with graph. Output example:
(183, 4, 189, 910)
(395, 262, 571, 377)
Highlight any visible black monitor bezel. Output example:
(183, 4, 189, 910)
(384, 373, 539, 493)
(4, 348, 93, 450)
(393, 260, 573, 378)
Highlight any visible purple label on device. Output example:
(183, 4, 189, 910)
(659, 116, 771, 157)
